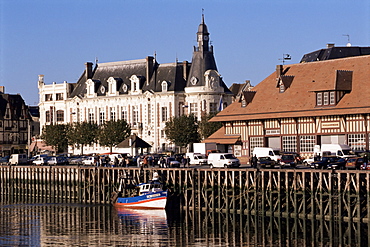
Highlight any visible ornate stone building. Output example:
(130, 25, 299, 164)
(38, 16, 233, 155)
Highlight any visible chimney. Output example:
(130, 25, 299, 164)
(0, 86, 4, 94)
(85, 62, 93, 79)
(183, 61, 189, 81)
(327, 43, 335, 48)
(276, 65, 283, 78)
(146, 56, 154, 86)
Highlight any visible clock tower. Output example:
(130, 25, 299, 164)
(197, 14, 210, 52)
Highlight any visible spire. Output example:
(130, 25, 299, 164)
(197, 11, 209, 52)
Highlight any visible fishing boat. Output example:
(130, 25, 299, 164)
(113, 172, 167, 209)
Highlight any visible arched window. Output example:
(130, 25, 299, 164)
(162, 81, 168, 92)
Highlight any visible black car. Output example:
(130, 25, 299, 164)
(0, 156, 9, 165)
(310, 156, 339, 169)
(326, 158, 347, 170)
(257, 156, 276, 169)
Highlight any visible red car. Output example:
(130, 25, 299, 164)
(346, 157, 364, 170)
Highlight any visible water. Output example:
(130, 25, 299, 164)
(0, 203, 368, 246)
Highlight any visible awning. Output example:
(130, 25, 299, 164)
(203, 127, 241, 145)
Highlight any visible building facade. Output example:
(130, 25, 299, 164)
(0, 86, 32, 156)
(209, 46, 370, 163)
(38, 16, 233, 155)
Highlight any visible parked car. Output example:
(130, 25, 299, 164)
(283, 152, 303, 164)
(303, 157, 315, 166)
(279, 154, 296, 168)
(33, 156, 50, 166)
(68, 156, 85, 165)
(327, 158, 347, 170)
(47, 156, 69, 166)
(0, 156, 10, 165)
(167, 157, 180, 168)
(346, 157, 364, 170)
(82, 156, 98, 166)
(28, 154, 48, 165)
(310, 156, 339, 169)
(257, 156, 276, 169)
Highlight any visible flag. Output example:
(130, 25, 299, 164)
(218, 95, 223, 111)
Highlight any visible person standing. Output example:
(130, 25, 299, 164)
(182, 156, 187, 168)
(251, 155, 258, 168)
(136, 156, 141, 168)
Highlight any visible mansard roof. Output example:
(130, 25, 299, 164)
(300, 45, 370, 63)
(212, 54, 370, 122)
(145, 62, 189, 92)
(70, 59, 148, 98)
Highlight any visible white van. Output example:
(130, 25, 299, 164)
(208, 153, 240, 168)
(185, 153, 208, 165)
(252, 147, 282, 161)
(315, 144, 356, 158)
(9, 154, 28, 165)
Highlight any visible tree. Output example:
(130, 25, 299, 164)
(198, 112, 223, 140)
(41, 124, 68, 153)
(164, 114, 200, 149)
(98, 119, 131, 153)
(67, 121, 99, 155)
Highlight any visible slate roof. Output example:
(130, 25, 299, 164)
(300, 46, 370, 63)
(145, 62, 189, 92)
(212, 54, 370, 122)
(70, 59, 149, 98)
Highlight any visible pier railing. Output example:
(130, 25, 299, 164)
(0, 166, 369, 222)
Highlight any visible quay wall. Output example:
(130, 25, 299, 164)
(0, 166, 369, 222)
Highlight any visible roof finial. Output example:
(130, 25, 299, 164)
(202, 8, 205, 23)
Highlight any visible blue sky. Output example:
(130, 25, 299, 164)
(0, 0, 369, 105)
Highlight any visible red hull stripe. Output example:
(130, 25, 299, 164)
(115, 196, 166, 206)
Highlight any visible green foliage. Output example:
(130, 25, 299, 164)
(41, 124, 68, 153)
(66, 121, 99, 155)
(198, 112, 223, 140)
(98, 119, 131, 153)
(164, 114, 200, 148)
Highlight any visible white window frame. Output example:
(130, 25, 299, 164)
(317, 93, 322, 106)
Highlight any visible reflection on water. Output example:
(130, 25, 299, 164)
(0, 203, 368, 246)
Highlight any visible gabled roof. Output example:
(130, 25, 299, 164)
(117, 134, 152, 148)
(212, 55, 370, 122)
(202, 127, 240, 145)
(0, 94, 29, 120)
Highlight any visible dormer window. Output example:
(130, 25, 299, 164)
(279, 82, 285, 93)
(86, 79, 96, 97)
(161, 81, 168, 92)
(130, 75, 141, 93)
(107, 77, 117, 96)
(316, 91, 344, 107)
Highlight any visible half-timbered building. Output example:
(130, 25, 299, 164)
(209, 46, 370, 163)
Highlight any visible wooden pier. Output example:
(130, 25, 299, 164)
(1, 166, 369, 223)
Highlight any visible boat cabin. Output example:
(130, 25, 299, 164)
(138, 181, 163, 196)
